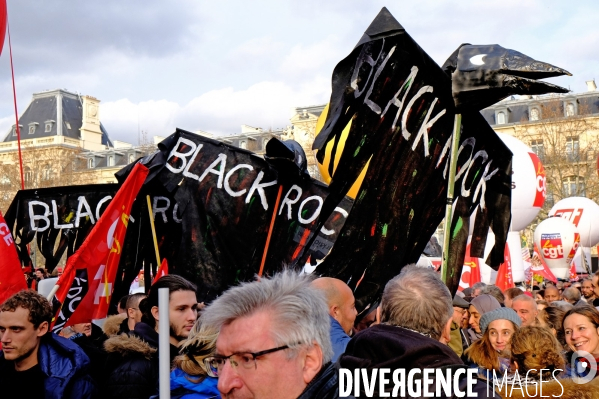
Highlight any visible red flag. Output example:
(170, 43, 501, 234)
(496, 243, 515, 291)
(152, 258, 168, 285)
(531, 244, 557, 283)
(0, 211, 27, 304)
(569, 260, 578, 282)
(51, 163, 148, 331)
(458, 242, 481, 291)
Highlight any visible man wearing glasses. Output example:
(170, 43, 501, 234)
(201, 270, 340, 399)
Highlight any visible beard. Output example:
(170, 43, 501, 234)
(170, 323, 189, 344)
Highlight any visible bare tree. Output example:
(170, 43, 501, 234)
(515, 97, 599, 222)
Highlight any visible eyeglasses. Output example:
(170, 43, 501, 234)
(204, 345, 290, 377)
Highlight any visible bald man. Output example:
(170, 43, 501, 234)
(511, 294, 538, 327)
(544, 286, 561, 303)
(312, 277, 357, 362)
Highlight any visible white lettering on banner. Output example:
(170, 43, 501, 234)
(74, 196, 95, 228)
(363, 46, 396, 114)
(279, 185, 303, 219)
(321, 207, 349, 236)
(96, 196, 112, 221)
(29, 201, 51, 232)
(183, 144, 203, 180)
(351, 41, 386, 98)
(349, 49, 503, 211)
(153, 196, 171, 223)
(0, 222, 13, 246)
(52, 200, 74, 229)
(245, 171, 277, 211)
(224, 164, 253, 197)
(198, 153, 227, 187)
(298, 196, 324, 224)
(173, 203, 182, 223)
(165, 138, 198, 174)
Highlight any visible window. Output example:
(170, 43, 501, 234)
(12, 127, 16, 136)
(563, 176, 585, 197)
(566, 103, 576, 117)
(530, 108, 540, 121)
(565, 136, 579, 161)
(66, 122, 71, 129)
(42, 165, 52, 180)
(29, 125, 36, 134)
(88, 158, 95, 168)
(239, 140, 247, 149)
(108, 155, 114, 166)
(530, 139, 544, 161)
(497, 112, 506, 124)
(45, 123, 52, 132)
(128, 154, 135, 163)
(24, 167, 33, 183)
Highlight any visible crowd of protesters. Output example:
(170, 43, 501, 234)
(2, 267, 599, 398)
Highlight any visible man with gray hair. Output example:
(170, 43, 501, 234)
(339, 266, 495, 398)
(201, 270, 341, 399)
(562, 287, 582, 305)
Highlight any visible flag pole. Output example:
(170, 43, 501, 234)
(158, 287, 171, 399)
(7, 23, 24, 190)
(441, 114, 462, 284)
(258, 185, 283, 277)
(146, 195, 161, 269)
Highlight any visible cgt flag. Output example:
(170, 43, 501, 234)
(51, 163, 149, 331)
(531, 243, 557, 283)
(0, 211, 27, 304)
(152, 258, 168, 285)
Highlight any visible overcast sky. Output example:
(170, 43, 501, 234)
(0, 1, 596, 144)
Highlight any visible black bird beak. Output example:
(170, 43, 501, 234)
(443, 44, 571, 111)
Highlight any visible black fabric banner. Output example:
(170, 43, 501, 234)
(117, 130, 353, 302)
(311, 7, 512, 300)
(4, 184, 119, 272)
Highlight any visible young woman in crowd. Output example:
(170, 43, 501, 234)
(501, 325, 599, 398)
(562, 305, 599, 381)
(167, 320, 220, 399)
(465, 307, 521, 377)
(468, 294, 502, 343)
(537, 306, 566, 348)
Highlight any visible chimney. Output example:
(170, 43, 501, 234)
(586, 79, 597, 91)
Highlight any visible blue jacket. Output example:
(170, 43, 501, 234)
(168, 369, 220, 399)
(329, 316, 350, 362)
(0, 332, 96, 399)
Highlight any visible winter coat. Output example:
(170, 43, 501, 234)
(340, 324, 498, 398)
(0, 332, 96, 399)
(297, 362, 352, 399)
(329, 316, 351, 362)
(102, 322, 179, 399)
(158, 369, 220, 399)
(102, 313, 128, 337)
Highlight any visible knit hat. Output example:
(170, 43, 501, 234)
(479, 307, 522, 334)
(452, 295, 470, 309)
(470, 294, 501, 315)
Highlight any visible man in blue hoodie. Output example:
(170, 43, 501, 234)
(0, 289, 96, 398)
(312, 277, 357, 362)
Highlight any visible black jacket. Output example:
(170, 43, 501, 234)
(102, 322, 179, 399)
(297, 362, 354, 399)
(340, 324, 497, 399)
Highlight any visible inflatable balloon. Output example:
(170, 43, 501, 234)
(314, 104, 368, 199)
(533, 217, 580, 280)
(497, 133, 546, 231)
(548, 197, 599, 247)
